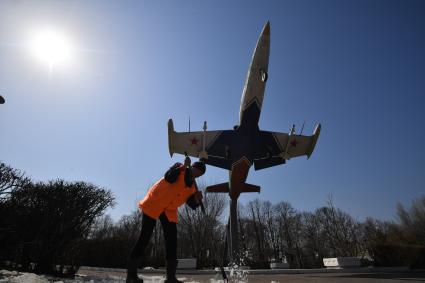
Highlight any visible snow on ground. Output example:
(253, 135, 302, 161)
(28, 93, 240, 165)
(1, 270, 240, 283)
(1, 269, 264, 283)
(1, 270, 124, 283)
(0, 270, 60, 283)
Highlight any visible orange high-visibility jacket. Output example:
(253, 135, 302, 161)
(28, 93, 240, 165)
(139, 166, 196, 223)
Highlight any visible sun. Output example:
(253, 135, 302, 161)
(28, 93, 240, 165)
(30, 29, 73, 68)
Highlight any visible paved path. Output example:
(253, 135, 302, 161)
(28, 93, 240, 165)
(77, 268, 425, 283)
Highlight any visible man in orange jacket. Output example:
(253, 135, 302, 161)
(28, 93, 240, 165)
(126, 157, 205, 283)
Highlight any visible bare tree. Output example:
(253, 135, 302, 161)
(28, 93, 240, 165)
(0, 162, 30, 199)
(178, 184, 227, 268)
(246, 199, 267, 262)
(397, 196, 425, 245)
(301, 211, 326, 267)
(263, 201, 279, 262)
(273, 202, 304, 267)
(89, 215, 115, 240)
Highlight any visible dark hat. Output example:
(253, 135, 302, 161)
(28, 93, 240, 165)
(192, 161, 206, 174)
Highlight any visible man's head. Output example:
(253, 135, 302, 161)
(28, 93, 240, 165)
(191, 161, 206, 178)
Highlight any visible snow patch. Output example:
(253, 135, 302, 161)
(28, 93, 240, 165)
(140, 275, 164, 282)
(0, 270, 250, 283)
(0, 271, 49, 283)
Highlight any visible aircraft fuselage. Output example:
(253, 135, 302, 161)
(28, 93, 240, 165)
(223, 22, 270, 200)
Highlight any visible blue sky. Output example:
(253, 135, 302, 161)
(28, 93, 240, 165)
(0, 0, 424, 222)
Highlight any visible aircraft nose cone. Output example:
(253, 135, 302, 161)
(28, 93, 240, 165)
(262, 21, 270, 36)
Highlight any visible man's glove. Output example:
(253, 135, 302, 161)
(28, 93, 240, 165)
(184, 156, 191, 167)
(164, 162, 182, 183)
(193, 191, 203, 204)
(186, 191, 203, 210)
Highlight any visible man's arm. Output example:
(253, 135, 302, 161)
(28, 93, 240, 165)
(186, 193, 200, 210)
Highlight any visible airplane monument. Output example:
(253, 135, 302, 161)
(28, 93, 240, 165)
(167, 21, 321, 263)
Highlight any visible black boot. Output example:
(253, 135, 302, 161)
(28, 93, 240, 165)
(164, 259, 183, 283)
(126, 258, 143, 283)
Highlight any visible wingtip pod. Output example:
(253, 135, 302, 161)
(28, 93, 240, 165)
(307, 123, 321, 159)
(168, 119, 175, 157)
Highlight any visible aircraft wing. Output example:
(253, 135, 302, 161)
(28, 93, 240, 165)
(254, 124, 321, 170)
(168, 118, 223, 158)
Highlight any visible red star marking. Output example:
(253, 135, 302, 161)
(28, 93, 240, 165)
(290, 140, 298, 147)
(190, 137, 199, 145)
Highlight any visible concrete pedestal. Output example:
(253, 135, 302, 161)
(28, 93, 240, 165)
(323, 257, 361, 268)
(177, 258, 197, 269)
(270, 262, 290, 269)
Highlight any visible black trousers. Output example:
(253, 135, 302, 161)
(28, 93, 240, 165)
(129, 212, 177, 261)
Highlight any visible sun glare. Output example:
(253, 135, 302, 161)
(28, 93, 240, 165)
(30, 29, 73, 68)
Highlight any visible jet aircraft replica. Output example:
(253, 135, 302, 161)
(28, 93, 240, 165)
(168, 22, 321, 262)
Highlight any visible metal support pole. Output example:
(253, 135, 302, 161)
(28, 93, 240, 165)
(229, 198, 239, 264)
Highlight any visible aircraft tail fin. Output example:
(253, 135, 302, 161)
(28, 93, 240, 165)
(206, 182, 260, 194)
(242, 183, 261, 193)
(206, 182, 229, 193)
